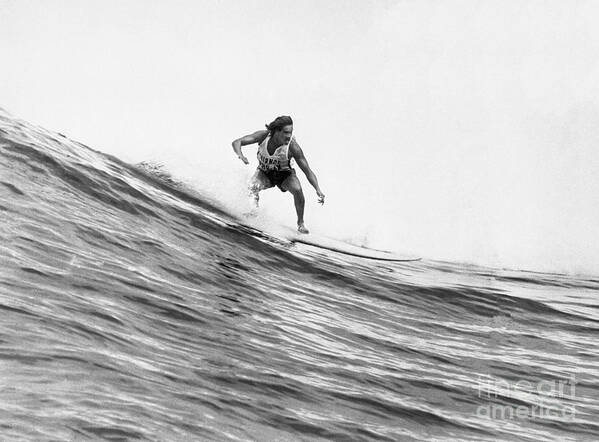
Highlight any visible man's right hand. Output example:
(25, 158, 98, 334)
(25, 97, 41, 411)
(238, 155, 249, 165)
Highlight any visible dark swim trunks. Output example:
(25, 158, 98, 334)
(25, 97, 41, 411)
(260, 168, 295, 192)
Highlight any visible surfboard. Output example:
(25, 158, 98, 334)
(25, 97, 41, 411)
(228, 216, 420, 262)
(284, 230, 421, 262)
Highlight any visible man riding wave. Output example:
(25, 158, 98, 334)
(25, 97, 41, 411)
(232, 116, 324, 234)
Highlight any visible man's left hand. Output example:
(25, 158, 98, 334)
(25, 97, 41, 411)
(316, 190, 325, 205)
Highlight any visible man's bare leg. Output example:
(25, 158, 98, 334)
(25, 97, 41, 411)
(246, 170, 271, 217)
(292, 188, 308, 232)
(282, 174, 309, 233)
(249, 183, 260, 206)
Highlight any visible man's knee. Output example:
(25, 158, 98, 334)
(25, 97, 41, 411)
(290, 186, 304, 199)
(249, 182, 261, 194)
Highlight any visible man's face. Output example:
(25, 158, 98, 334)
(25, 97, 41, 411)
(275, 125, 293, 145)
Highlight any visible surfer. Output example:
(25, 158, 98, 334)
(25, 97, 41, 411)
(232, 116, 325, 234)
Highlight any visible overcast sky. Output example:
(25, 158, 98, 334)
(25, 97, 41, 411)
(2, 0, 599, 274)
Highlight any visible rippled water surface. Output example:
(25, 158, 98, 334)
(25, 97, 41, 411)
(1, 109, 598, 441)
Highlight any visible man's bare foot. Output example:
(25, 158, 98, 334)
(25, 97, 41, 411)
(297, 223, 310, 234)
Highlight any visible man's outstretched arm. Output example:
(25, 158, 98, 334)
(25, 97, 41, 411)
(291, 140, 325, 204)
(231, 130, 268, 164)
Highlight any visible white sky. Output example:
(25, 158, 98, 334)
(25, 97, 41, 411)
(2, 0, 599, 274)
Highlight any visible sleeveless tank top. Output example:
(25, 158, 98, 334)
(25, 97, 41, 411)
(257, 135, 293, 172)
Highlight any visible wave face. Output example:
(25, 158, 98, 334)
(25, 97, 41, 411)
(1, 109, 598, 441)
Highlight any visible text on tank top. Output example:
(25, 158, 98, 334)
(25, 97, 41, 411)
(257, 135, 293, 172)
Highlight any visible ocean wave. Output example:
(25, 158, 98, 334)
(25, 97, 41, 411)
(1, 110, 598, 441)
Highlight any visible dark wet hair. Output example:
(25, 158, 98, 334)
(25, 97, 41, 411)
(266, 115, 293, 133)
